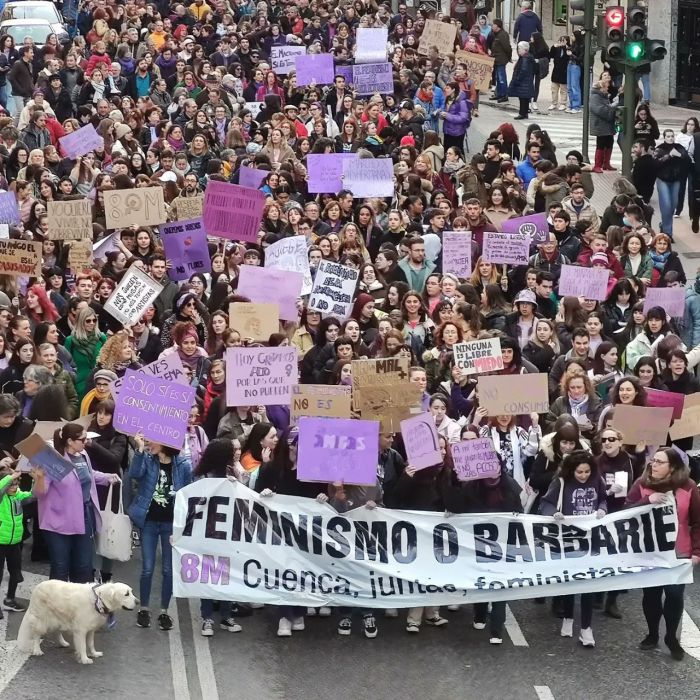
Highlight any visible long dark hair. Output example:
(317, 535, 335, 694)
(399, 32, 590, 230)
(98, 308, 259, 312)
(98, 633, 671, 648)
(243, 422, 274, 461)
(53, 422, 84, 453)
(558, 449, 598, 481)
(195, 438, 234, 478)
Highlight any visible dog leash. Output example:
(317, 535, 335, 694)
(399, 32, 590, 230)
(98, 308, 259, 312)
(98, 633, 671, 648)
(92, 583, 117, 630)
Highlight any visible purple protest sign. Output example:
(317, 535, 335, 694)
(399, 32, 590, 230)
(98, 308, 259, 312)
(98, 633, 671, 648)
(238, 165, 268, 190)
(0, 191, 20, 226)
(295, 53, 335, 85)
(500, 213, 549, 243)
(352, 62, 394, 95)
(558, 264, 610, 301)
(645, 388, 686, 420)
(111, 353, 189, 398)
(451, 438, 501, 482)
(400, 413, 441, 470)
(643, 287, 686, 318)
(237, 265, 303, 320)
(482, 232, 530, 265)
(335, 64, 353, 86)
(58, 124, 104, 159)
(307, 153, 357, 194)
(114, 369, 195, 450)
(202, 181, 265, 242)
(226, 346, 298, 406)
(442, 231, 472, 278)
(297, 416, 379, 485)
(160, 218, 211, 281)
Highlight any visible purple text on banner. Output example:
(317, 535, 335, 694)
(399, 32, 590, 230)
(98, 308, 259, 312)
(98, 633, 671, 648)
(111, 352, 189, 398)
(645, 388, 686, 420)
(501, 213, 549, 243)
(202, 181, 265, 243)
(442, 231, 472, 278)
(237, 265, 303, 320)
(352, 62, 394, 95)
(0, 191, 20, 226)
(295, 53, 335, 85)
(451, 438, 501, 482)
(557, 264, 610, 301)
(114, 369, 195, 450)
(296, 416, 379, 485)
(307, 153, 357, 194)
(160, 218, 211, 281)
(238, 165, 268, 190)
(643, 287, 686, 318)
(58, 124, 104, 160)
(400, 413, 442, 470)
(226, 346, 298, 406)
(482, 232, 530, 265)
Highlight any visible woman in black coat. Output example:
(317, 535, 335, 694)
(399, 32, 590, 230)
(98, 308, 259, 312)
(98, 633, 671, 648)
(509, 41, 537, 119)
(549, 35, 569, 110)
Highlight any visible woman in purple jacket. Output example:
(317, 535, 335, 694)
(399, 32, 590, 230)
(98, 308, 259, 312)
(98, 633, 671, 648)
(34, 423, 120, 583)
(439, 82, 471, 152)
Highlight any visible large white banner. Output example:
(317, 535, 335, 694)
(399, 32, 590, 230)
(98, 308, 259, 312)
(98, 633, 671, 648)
(172, 481, 693, 607)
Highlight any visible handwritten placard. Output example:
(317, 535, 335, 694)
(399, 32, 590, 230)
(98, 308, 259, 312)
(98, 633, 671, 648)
(264, 236, 313, 295)
(237, 265, 303, 321)
(47, 200, 92, 240)
(643, 287, 686, 318)
(668, 393, 700, 441)
(454, 337, 504, 375)
(58, 124, 104, 159)
(68, 239, 93, 272)
(160, 218, 211, 281)
(451, 438, 501, 482)
(270, 45, 306, 73)
(238, 165, 268, 190)
(645, 388, 685, 420)
(352, 62, 394, 95)
(500, 212, 549, 243)
(342, 157, 394, 198)
(418, 19, 457, 55)
(0, 239, 41, 276)
(482, 232, 530, 265)
(611, 404, 674, 446)
(229, 302, 279, 342)
(104, 187, 167, 228)
(477, 373, 549, 415)
(111, 353, 189, 397)
(400, 413, 441, 470)
(558, 265, 610, 301)
(226, 346, 298, 406)
(454, 51, 495, 91)
(202, 181, 265, 243)
(174, 195, 203, 220)
(308, 259, 359, 319)
(442, 231, 472, 278)
(16, 433, 75, 482)
(103, 267, 163, 326)
(290, 385, 352, 425)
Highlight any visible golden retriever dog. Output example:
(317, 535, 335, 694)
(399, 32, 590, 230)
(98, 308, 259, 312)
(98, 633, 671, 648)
(17, 581, 138, 664)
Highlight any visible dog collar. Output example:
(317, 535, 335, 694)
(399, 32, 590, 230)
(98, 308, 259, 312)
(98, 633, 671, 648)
(92, 583, 110, 616)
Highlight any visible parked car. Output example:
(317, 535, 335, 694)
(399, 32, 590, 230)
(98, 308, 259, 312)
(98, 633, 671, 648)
(0, 1, 69, 43)
(0, 18, 58, 48)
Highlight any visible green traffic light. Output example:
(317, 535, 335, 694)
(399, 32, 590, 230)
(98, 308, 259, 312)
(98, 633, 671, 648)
(626, 41, 645, 60)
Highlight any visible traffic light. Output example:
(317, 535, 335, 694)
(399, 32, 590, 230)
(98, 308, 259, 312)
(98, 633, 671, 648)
(646, 38, 667, 62)
(569, 0, 589, 28)
(603, 6, 625, 59)
(626, 4, 647, 42)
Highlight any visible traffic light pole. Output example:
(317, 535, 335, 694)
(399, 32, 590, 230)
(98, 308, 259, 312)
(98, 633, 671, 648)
(621, 55, 636, 176)
(581, 0, 595, 163)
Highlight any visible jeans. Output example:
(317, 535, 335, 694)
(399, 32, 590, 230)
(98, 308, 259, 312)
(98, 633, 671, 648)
(140, 519, 173, 610)
(656, 179, 681, 237)
(45, 504, 95, 583)
(675, 171, 694, 215)
(640, 73, 651, 102)
(567, 63, 582, 109)
(473, 601, 506, 635)
(494, 64, 507, 98)
(642, 584, 685, 639)
(201, 598, 232, 620)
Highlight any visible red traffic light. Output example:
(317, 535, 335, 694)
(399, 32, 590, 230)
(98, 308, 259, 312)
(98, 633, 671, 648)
(605, 6, 624, 26)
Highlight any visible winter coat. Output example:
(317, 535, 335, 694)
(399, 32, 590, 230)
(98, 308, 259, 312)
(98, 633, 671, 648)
(0, 475, 34, 545)
(490, 28, 512, 65)
(52, 366, 79, 419)
(513, 10, 543, 42)
(589, 87, 616, 137)
(681, 282, 700, 349)
(654, 142, 691, 183)
(508, 54, 536, 99)
(65, 333, 107, 399)
(620, 253, 653, 281)
(441, 91, 470, 138)
(544, 395, 603, 438)
(549, 45, 568, 84)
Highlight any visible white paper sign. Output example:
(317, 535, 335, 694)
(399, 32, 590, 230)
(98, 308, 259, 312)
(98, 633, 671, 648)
(271, 45, 306, 74)
(309, 260, 359, 320)
(265, 236, 313, 296)
(103, 267, 163, 326)
(355, 27, 388, 63)
(342, 158, 394, 198)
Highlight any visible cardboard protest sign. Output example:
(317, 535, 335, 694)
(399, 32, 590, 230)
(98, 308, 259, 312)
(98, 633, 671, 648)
(307, 153, 357, 194)
(111, 353, 189, 398)
(295, 53, 335, 85)
(645, 388, 685, 420)
(104, 187, 167, 228)
(31, 415, 93, 442)
(418, 19, 457, 55)
(0, 191, 20, 225)
(352, 63, 394, 95)
(342, 157, 394, 198)
(237, 265, 303, 320)
(558, 265, 609, 301)
(290, 385, 352, 425)
(160, 218, 211, 281)
(308, 260, 359, 319)
(114, 369, 195, 450)
(0, 239, 41, 276)
(47, 200, 92, 240)
(643, 287, 686, 318)
(226, 346, 298, 406)
(103, 267, 163, 326)
(238, 165, 268, 190)
(500, 212, 549, 244)
(451, 438, 501, 482)
(482, 232, 530, 265)
(477, 373, 549, 415)
(400, 413, 442, 470)
(453, 337, 504, 375)
(68, 238, 93, 272)
(297, 417, 379, 485)
(202, 181, 265, 243)
(355, 27, 388, 63)
(229, 302, 279, 342)
(669, 393, 700, 440)
(58, 124, 103, 159)
(454, 51, 495, 91)
(174, 195, 203, 220)
(270, 45, 306, 73)
(264, 236, 313, 295)
(612, 405, 674, 446)
(441, 231, 472, 279)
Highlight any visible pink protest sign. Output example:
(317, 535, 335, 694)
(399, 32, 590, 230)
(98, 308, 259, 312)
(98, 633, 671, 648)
(558, 264, 610, 301)
(400, 413, 442, 470)
(442, 231, 472, 279)
(226, 346, 298, 406)
(296, 417, 379, 485)
(643, 287, 686, 318)
(307, 153, 357, 194)
(501, 213, 549, 243)
(645, 388, 685, 420)
(236, 265, 303, 321)
(238, 166, 268, 190)
(482, 232, 530, 265)
(202, 181, 265, 242)
(59, 124, 104, 159)
(451, 438, 501, 482)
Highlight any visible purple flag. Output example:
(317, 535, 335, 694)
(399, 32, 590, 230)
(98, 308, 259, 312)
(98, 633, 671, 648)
(226, 346, 298, 406)
(451, 438, 501, 482)
(643, 287, 686, 318)
(202, 181, 265, 242)
(501, 213, 549, 243)
(307, 153, 357, 194)
(59, 124, 104, 159)
(238, 165, 268, 190)
(160, 218, 211, 281)
(237, 265, 303, 320)
(297, 417, 379, 485)
(400, 413, 441, 470)
(558, 264, 610, 301)
(295, 53, 335, 85)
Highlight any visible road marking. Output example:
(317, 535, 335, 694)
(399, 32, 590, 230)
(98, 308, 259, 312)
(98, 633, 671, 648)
(505, 604, 529, 646)
(534, 686, 556, 700)
(681, 610, 700, 661)
(189, 598, 220, 700)
(169, 601, 191, 700)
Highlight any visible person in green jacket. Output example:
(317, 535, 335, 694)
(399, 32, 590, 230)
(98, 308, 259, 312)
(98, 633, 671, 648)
(64, 307, 106, 401)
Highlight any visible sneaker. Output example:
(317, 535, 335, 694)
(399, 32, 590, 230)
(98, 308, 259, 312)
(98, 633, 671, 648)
(496, 97, 508, 103)
(570, 108, 582, 113)
(531, 102, 539, 111)
(2, 598, 25, 612)
(665, 635, 685, 660)
(201, 619, 214, 637)
(137, 610, 151, 628)
(277, 617, 292, 637)
(425, 615, 448, 627)
(548, 104, 557, 110)
(318, 606, 331, 617)
(158, 613, 173, 631)
(490, 636, 503, 645)
(447, 604, 460, 611)
(306, 607, 317, 616)
(560, 618, 574, 637)
(363, 615, 377, 639)
(384, 608, 398, 618)
(673, 213, 681, 218)
(473, 621, 486, 630)
(406, 621, 420, 633)
(337, 617, 352, 636)
(291, 617, 305, 631)
(220, 618, 242, 633)
(639, 634, 659, 650)
(558, 104, 566, 110)
(514, 115, 527, 120)
(579, 627, 595, 647)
